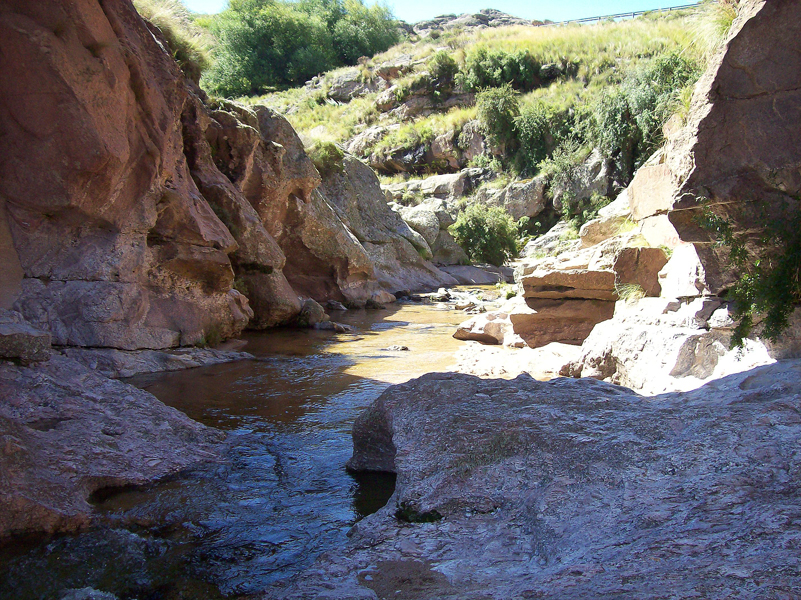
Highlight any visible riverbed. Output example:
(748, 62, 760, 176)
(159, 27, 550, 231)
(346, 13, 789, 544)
(0, 299, 481, 599)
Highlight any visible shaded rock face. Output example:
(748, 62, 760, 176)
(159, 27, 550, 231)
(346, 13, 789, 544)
(0, 0, 253, 349)
(277, 363, 801, 599)
(4, 0, 455, 346)
(319, 156, 457, 293)
(0, 355, 224, 537)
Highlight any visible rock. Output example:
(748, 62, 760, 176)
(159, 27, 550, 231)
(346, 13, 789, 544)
(428, 130, 461, 171)
(658, 243, 708, 299)
(562, 297, 801, 394)
(326, 68, 386, 102)
(430, 230, 469, 265)
(432, 288, 451, 302)
(397, 205, 441, 246)
(613, 247, 669, 297)
(474, 176, 548, 220)
(453, 299, 525, 347)
(385, 345, 410, 351)
(521, 221, 581, 259)
(0, 310, 50, 364)
(439, 265, 511, 285)
(413, 8, 532, 35)
(60, 347, 253, 379)
(1, 0, 252, 348)
(630, 0, 801, 294)
(510, 297, 616, 348)
(0, 356, 223, 537)
(278, 360, 801, 598)
(60, 589, 118, 600)
(458, 120, 486, 164)
(550, 148, 613, 213)
(579, 190, 632, 248)
(326, 300, 349, 312)
(374, 55, 417, 81)
(297, 298, 329, 326)
(319, 156, 457, 293)
(346, 125, 395, 156)
(627, 155, 675, 221)
(0, 203, 23, 310)
(521, 269, 617, 301)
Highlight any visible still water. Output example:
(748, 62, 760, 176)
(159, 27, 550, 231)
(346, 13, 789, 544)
(0, 301, 475, 599)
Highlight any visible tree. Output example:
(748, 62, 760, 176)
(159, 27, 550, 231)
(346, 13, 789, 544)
(450, 204, 519, 267)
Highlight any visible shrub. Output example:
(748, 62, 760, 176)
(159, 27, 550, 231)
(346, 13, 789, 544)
(590, 53, 700, 177)
(476, 84, 520, 155)
(458, 47, 541, 92)
(133, 0, 213, 82)
(427, 50, 459, 97)
(514, 102, 574, 176)
(308, 141, 345, 176)
(450, 204, 519, 266)
(698, 198, 801, 347)
(203, 0, 400, 96)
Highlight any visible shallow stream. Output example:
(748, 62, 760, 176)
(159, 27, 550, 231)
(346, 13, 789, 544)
(0, 299, 479, 599)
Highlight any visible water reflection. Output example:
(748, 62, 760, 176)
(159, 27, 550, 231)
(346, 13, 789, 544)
(0, 301, 471, 599)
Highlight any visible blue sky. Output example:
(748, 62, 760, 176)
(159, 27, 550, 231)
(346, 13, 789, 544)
(183, 0, 697, 24)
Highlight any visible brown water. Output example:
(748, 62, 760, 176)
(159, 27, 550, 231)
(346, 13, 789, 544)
(0, 299, 481, 600)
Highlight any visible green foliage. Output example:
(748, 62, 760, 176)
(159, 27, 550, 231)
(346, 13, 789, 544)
(476, 84, 520, 154)
(450, 204, 519, 267)
(133, 0, 213, 82)
(514, 102, 574, 176)
(458, 47, 542, 92)
(698, 199, 801, 347)
(203, 0, 400, 96)
(308, 141, 345, 176)
(427, 50, 459, 98)
(591, 53, 700, 176)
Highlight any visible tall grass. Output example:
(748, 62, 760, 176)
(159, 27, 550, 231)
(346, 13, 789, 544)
(133, 0, 213, 82)
(688, 0, 740, 58)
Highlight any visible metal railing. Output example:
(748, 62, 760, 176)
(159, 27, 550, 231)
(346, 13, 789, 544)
(535, 3, 699, 26)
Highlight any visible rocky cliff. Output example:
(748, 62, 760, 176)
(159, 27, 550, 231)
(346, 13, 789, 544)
(0, 0, 454, 351)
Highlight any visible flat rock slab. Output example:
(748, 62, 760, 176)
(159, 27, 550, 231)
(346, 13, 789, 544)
(270, 362, 801, 599)
(440, 265, 513, 285)
(521, 269, 617, 301)
(0, 356, 224, 537)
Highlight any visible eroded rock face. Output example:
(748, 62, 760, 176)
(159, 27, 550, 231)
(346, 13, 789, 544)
(319, 156, 457, 294)
(623, 0, 801, 294)
(0, 0, 250, 348)
(275, 363, 801, 598)
(0, 355, 224, 537)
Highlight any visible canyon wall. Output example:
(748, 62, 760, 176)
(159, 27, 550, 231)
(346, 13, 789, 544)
(0, 0, 453, 350)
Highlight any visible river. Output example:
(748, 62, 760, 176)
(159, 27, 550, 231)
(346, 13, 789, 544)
(0, 298, 484, 599)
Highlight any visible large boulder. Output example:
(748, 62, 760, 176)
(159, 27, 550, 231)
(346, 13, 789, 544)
(474, 176, 548, 220)
(0, 355, 223, 537)
(275, 361, 801, 598)
(624, 0, 801, 294)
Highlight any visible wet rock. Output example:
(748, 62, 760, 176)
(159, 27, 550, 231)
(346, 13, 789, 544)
(297, 299, 329, 327)
(0, 356, 223, 537)
(326, 300, 349, 312)
(279, 360, 801, 599)
(61, 347, 253, 379)
(60, 589, 118, 600)
(0, 310, 50, 364)
(385, 345, 410, 351)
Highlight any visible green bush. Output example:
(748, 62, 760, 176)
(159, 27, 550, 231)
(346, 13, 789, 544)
(308, 141, 345, 176)
(203, 0, 400, 96)
(458, 47, 541, 92)
(427, 50, 459, 98)
(450, 204, 519, 266)
(698, 199, 801, 347)
(514, 102, 574, 176)
(476, 84, 520, 155)
(591, 53, 699, 177)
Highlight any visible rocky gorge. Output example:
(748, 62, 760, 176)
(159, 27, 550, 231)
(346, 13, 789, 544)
(1, 0, 801, 597)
